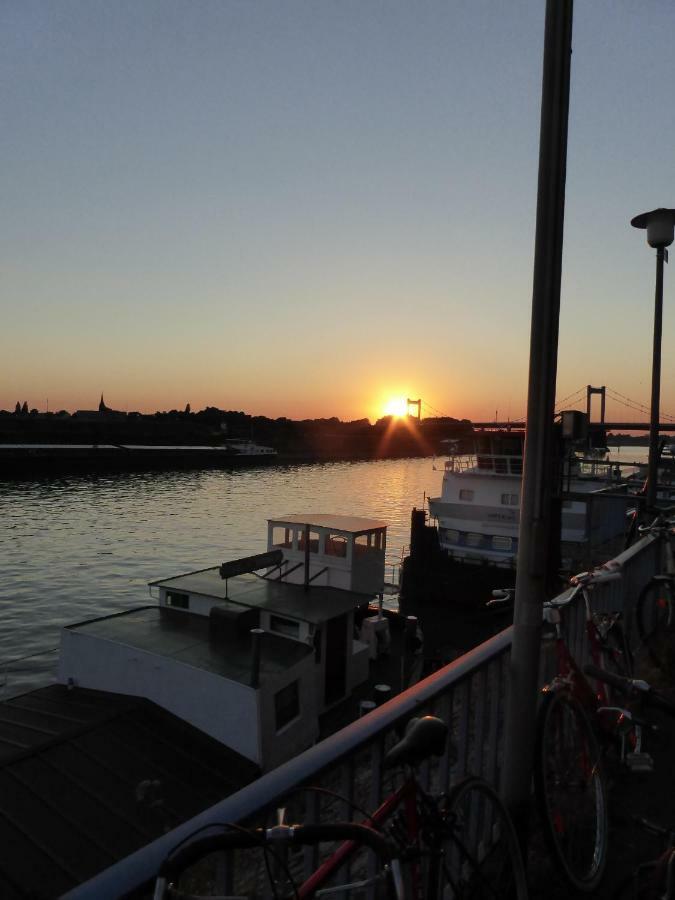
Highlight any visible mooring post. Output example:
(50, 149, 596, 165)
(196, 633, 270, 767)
(501, 0, 573, 844)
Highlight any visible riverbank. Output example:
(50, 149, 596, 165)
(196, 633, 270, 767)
(0, 407, 471, 465)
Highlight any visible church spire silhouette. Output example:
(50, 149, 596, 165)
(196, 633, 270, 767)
(99, 393, 108, 413)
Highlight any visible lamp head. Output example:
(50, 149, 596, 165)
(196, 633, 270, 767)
(631, 207, 675, 248)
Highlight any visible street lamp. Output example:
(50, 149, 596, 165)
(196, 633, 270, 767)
(631, 207, 675, 509)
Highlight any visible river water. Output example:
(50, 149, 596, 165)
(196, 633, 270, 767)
(1, 446, 648, 696)
(0, 457, 441, 694)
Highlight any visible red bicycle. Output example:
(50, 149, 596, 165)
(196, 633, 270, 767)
(533, 564, 643, 893)
(153, 716, 529, 899)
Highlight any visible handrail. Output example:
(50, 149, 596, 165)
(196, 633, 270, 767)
(63, 628, 512, 899)
(444, 454, 523, 475)
(0, 646, 60, 700)
(63, 532, 659, 900)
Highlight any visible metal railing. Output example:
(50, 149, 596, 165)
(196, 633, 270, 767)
(444, 453, 524, 476)
(64, 532, 661, 900)
(0, 646, 59, 699)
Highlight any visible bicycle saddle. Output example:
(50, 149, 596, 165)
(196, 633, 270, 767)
(384, 715, 448, 768)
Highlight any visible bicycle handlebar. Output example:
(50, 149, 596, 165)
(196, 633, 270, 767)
(156, 822, 397, 886)
(583, 664, 675, 717)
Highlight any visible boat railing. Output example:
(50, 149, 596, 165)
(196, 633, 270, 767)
(445, 453, 523, 475)
(383, 546, 407, 596)
(0, 646, 60, 700)
(64, 531, 660, 900)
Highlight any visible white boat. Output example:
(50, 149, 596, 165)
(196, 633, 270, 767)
(0, 513, 428, 898)
(224, 438, 277, 457)
(427, 429, 626, 569)
(57, 513, 404, 773)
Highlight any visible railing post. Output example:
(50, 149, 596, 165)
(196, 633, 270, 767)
(501, 0, 574, 841)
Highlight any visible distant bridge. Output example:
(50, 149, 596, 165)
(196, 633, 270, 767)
(470, 421, 675, 431)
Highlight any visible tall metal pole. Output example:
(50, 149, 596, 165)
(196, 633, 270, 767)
(647, 247, 665, 510)
(501, 0, 573, 838)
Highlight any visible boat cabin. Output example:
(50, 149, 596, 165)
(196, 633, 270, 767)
(58, 514, 389, 772)
(266, 513, 387, 594)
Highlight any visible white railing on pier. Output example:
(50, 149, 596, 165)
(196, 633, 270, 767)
(63, 532, 661, 900)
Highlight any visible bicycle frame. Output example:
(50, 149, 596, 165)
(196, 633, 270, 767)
(544, 582, 641, 760)
(548, 588, 607, 701)
(298, 776, 425, 899)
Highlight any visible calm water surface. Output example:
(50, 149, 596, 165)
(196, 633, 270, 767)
(0, 446, 647, 694)
(1, 457, 442, 693)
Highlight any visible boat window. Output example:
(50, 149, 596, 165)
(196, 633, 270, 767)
(561, 500, 573, 509)
(492, 536, 513, 550)
(500, 493, 519, 506)
(326, 534, 348, 557)
(502, 438, 522, 455)
(466, 533, 483, 547)
(354, 533, 380, 555)
(272, 526, 295, 549)
(166, 591, 189, 610)
(275, 681, 300, 731)
(297, 529, 320, 553)
(440, 528, 460, 544)
(270, 615, 300, 638)
(459, 489, 474, 501)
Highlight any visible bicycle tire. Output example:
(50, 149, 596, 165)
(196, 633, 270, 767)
(437, 775, 529, 900)
(534, 689, 609, 892)
(636, 577, 675, 672)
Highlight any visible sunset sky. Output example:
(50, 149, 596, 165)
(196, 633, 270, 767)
(3, 1, 675, 424)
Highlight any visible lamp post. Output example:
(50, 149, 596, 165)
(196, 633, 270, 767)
(631, 208, 675, 510)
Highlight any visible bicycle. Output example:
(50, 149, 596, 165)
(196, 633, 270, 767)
(520, 565, 638, 893)
(580, 664, 675, 900)
(153, 716, 529, 899)
(635, 511, 675, 674)
(153, 817, 406, 899)
(371, 715, 528, 900)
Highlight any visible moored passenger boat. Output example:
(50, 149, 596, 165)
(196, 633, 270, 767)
(399, 426, 629, 629)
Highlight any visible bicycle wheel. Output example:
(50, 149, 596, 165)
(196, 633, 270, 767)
(636, 577, 675, 672)
(534, 690, 608, 892)
(437, 776, 528, 900)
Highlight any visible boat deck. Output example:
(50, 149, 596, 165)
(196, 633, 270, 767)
(152, 569, 368, 624)
(66, 605, 313, 685)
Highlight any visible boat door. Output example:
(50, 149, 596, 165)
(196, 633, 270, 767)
(324, 613, 348, 705)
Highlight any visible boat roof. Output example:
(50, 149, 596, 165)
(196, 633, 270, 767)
(66, 603, 314, 683)
(270, 513, 387, 533)
(0, 684, 258, 899)
(152, 570, 369, 622)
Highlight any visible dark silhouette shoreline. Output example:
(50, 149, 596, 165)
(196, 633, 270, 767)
(0, 406, 473, 473)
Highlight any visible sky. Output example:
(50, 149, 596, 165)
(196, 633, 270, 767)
(3, 1, 675, 424)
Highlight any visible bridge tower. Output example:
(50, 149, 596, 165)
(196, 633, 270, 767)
(586, 385, 606, 423)
(406, 398, 421, 420)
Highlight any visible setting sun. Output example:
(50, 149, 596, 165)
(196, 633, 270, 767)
(383, 397, 408, 418)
